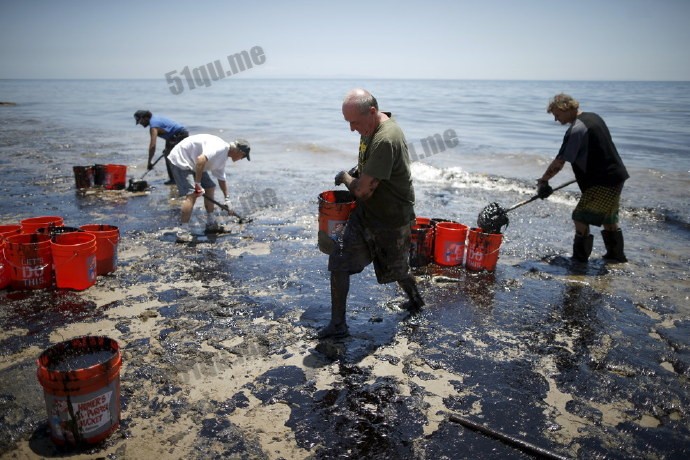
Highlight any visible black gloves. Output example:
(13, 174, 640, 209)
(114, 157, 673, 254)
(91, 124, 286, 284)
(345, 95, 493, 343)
(537, 181, 553, 199)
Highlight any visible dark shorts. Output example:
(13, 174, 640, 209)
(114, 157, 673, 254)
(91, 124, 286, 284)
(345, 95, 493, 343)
(164, 130, 190, 155)
(328, 208, 412, 284)
(572, 184, 623, 226)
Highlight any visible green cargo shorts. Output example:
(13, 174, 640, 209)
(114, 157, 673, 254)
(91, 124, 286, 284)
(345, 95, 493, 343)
(328, 207, 412, 285)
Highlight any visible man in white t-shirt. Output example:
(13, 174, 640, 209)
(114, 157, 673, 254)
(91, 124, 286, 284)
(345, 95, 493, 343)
(168, 134, 251, 242)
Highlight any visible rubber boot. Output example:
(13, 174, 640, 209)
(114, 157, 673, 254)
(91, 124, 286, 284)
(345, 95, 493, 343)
(572, 233, 594, 263)
(601, 229, 628, 263)
(397, 276, 425, 312)
(164, 157, 175, 185)
(317, 271, 350, 339)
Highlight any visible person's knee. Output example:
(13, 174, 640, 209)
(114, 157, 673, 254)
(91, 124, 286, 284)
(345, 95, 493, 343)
(574, 221, 589, 236)
(603, 223, 619, 231)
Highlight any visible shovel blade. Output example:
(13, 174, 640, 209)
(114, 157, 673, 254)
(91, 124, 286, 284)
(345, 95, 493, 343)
(477, 202, 509, 234)
(127, 178, 149, 192)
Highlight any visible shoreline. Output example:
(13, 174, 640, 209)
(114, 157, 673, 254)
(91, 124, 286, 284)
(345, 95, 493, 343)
(1, 180, 688, 458)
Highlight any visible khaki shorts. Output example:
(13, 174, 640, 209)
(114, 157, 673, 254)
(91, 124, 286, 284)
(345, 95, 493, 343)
(328, 208, 412, 284)
(171, 166, 216, 197)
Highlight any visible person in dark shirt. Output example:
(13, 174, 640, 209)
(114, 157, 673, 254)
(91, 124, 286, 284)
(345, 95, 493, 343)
(537, 93, 629, 263)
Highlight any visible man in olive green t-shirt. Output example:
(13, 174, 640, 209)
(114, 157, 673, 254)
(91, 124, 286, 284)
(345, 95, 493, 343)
(317, 88, 424, 339)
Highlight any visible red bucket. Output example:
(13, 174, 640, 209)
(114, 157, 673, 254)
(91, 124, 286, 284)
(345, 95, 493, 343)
(80, 224, 120, 275)
(36, 336, 122, 446)
(52, 232, 97, 291)
(21, 216, 64, 234)
(466, 227, 503, 272)
(409, 217, 434, 267)
(317, 190, 356, 254)
(4, 233, 53, 290)
(104, 164, 127, 190)
(0, 225, 23, 289)
(433, 222, 468, 266)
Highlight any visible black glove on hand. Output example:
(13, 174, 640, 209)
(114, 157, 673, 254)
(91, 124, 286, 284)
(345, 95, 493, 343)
(537, 182, 553, 199)
(334, 171, 347, 186)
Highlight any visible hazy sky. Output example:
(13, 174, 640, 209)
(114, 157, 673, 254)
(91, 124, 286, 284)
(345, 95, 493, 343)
(1, 0, 689, 80)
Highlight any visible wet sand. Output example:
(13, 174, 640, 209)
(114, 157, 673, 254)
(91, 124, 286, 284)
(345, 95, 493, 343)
(1, 177, 689, 460)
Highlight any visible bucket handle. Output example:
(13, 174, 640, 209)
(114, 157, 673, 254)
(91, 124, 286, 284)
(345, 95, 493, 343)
(103, 237, 119, 248)
(1, 249, 52, 271)
(52, 250, 87, 269)
(468, 245, 501, 258)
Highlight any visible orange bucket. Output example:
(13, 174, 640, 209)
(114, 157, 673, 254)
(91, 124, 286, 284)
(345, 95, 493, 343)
(104, 164, 127, 190)
(36, 336, 122, 446)
(4, 233, 53, 290)
(80, 224, 120, 275)
(433, 222, 468, 266)
(317, 190, 356, 254)
(0, 225, 22, 289)
(0, 224, 22, 241)
(52, 232, 97, 291)
(466, 227, 503, 272)
(1, 225, 23, 289)
(409, 217, 434, 267)
(21, 216, 64, 234)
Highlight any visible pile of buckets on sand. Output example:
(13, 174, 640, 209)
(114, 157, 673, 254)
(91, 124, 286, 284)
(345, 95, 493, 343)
(1, 218, 124, 447)
(73, 164, 127, 190)
(318, 190, 503, 272)
(0, 216, 120, 291)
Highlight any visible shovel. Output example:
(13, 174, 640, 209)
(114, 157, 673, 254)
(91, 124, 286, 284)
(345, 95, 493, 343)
(202, 194, 253, 224)
(127, 153, 165, 192)
(477, 179, 577, 234)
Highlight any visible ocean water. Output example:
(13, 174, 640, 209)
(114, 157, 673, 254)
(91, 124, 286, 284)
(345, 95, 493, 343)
(0, 78, 689, 310)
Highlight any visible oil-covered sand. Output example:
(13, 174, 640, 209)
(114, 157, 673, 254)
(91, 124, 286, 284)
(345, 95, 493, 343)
(1, 162, 689, 460)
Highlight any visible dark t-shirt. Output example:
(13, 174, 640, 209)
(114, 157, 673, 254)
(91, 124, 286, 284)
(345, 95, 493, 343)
(357, 114, 416, 228)
(556, 112, 629, 190)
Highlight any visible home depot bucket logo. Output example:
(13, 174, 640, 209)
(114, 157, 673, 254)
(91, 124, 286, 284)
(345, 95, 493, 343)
(49, 391, 113, 438)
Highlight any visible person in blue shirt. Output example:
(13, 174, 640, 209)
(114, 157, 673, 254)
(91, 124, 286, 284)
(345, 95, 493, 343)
(134, 110, 189, 185)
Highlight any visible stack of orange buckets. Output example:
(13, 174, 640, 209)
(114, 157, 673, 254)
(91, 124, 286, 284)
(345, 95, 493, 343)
(0, 215, 120, 291)
(409, 217, 503, 272)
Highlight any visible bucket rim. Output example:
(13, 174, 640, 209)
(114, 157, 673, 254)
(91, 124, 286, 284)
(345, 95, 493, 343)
(318, 190, 356, 204)
(79, 224, 120, 233)
(52, 232, 97, 246)
(0, 224, 22, 232)
(6, 233, 52, 245)
(20, 216, 64, 224)
(37, 336, 121, 381)
(470, 226, 503, 236)
(436, 221, 468, 230)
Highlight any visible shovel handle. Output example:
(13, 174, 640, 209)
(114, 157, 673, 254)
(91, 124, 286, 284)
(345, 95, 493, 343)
(505, 179, 577, 213)
(202, 195, 251, 223)
(141, 153, 166, 179)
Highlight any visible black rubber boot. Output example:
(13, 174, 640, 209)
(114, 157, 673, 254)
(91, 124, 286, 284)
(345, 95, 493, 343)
(601, 230, 628, 263)
(572, 233, 594, 263)
(317, 271, 350, 339)
(397, 276, 425, 312)
(164, 157, 175, 184)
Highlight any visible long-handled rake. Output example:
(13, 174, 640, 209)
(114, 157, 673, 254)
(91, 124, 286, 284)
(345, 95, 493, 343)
(477, 179, 577, 234)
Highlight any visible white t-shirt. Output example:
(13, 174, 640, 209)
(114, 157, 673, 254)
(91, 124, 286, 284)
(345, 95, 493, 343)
(168, 134, 230, 182)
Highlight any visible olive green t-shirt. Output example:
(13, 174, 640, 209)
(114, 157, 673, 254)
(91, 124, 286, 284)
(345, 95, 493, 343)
(357, 113, 416, 228)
